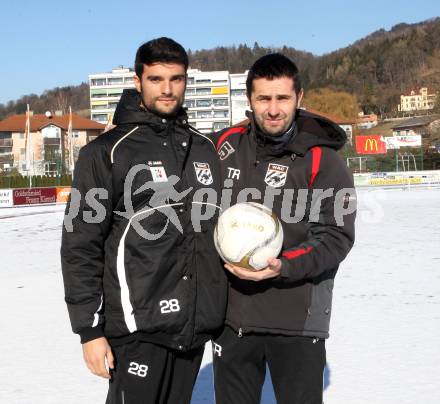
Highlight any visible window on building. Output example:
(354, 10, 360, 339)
(92, 114, 109, 122)
(197, 111, 212, 119)
(20, 147, 26, 156)
(124, 76, 134, 83)
(196, 99, 212, 108)
(187, 112, 196, 119)
(72, 130, 80, 138)
(107, 90, 123, 97)
(196, 88, 211, 95)
(108, 102, 119, 109)
(92, 104, 107, 110)
(213, 98, 229, 106)
(187, 77, 195, 85)
(212, 79, 227, 83)
(231, 89, 247, 96)
(213, 121, 229, 131)
(91, 93, 108, 98)
(196, 79, 211, 84)
(185, 88, 196, 95)
(19, 132, 26, 139)
(184, 99, 195, 108)
(91, 78, 106, 86)
(108, 77, 124, 85)
(214, 110, 229, 118)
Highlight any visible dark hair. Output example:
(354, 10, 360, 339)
(246, 53, 302, 97)
(135, 37, 188, 78)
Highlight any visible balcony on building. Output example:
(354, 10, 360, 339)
(0, 138, 13, 148)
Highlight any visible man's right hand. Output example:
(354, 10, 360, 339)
(82, 337, 114, 379)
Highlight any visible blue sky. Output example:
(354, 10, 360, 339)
(1, 0, 438, 104)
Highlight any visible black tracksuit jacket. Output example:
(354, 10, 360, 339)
(212, 109, 356, 339)
(61, 89, 227, 350)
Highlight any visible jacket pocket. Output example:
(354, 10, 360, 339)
(306, 279, 334, 333)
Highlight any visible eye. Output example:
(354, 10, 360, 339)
(148, 76, 161, 83)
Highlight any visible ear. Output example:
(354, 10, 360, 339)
(297, 89, 304, 108)
(133, 74, 142, 93)
(247, 94, 253, 111)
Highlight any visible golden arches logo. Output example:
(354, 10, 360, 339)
(364, 138, 378, 152)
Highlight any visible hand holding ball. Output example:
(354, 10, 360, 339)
(214, 202, 284, 271)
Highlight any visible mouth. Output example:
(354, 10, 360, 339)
(265, 118, 282, 125)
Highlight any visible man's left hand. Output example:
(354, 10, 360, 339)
(224, 257, 282, 281)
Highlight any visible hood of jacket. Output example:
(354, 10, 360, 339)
(289, 109, 347, 155)
(112, 89, 188, 128)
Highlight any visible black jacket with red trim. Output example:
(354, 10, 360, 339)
(212, 109, 356, 339)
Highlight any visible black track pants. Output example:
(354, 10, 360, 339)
(212, 326, 326, 404)
(105, 340, 204, 404)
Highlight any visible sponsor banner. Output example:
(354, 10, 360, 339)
(385, 135, 422, 149)
(368, 177, 422, 186)
(13, 187, 57, 206)
(354, 170, 440, 187)
(355, 135, 387, 155)
(56, 187, 71, 203)
(0, 189, 13, 207)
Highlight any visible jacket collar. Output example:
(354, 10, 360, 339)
(246, 108, 347, 156)
(113, 89, 189, 131)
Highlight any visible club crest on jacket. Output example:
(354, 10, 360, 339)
(264, 163, 289, 188)
(193, 162, 213, 185)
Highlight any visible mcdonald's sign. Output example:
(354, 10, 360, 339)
(355, 135, 387, 155)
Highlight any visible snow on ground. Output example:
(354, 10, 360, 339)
(0, 187, 439, 403)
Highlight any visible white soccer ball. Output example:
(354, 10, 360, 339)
(214, 202, 284, 271)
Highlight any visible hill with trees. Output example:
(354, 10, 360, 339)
(0, 83, 89, 120)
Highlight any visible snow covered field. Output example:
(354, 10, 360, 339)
(1, 187, 439, 403)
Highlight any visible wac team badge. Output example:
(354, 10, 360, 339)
(218, 141, 235, 160)
(193, 162, 213, 185)
(264, 163, 289, 188)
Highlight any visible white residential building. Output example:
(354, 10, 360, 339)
(89, 66, 135, 123)
(183, 69, 231, 133)
(89, 67, 251, 132)
(230, 72, 249, 125)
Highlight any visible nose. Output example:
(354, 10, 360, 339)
(267, 100, 280, 117)
(161, 80, 172, 96)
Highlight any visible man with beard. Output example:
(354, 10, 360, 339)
(61, 37, 227, 404)
(212, 54, 356, 404)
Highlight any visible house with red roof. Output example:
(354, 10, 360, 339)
(0, 111, 105, 175)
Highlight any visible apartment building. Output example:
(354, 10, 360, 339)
(89, 67, 251, 132)
(89, 66, 135, 123)
(230, 72, 249, 125)
(183, 69, 231, 133)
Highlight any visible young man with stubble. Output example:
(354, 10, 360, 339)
(61, 37, 227, 404)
